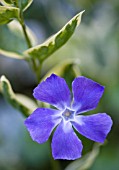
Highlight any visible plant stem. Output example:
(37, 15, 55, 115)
(19, 11, 32, 48)
(19, 10, 42, 83)
(17, 8, 60, 170)
(32, 60, 42, 83)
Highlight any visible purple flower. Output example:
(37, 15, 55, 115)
(25, 74, 112, 160)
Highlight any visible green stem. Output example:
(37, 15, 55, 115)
(29, 59, 42, 83)
(36, 62, 42, 83)
(17, 8, 60, 170)
(19, 11, 32, 48)
(18, 10, 42, 83)
(33, 62, 42, 84)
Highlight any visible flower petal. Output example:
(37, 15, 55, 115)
(72, 113, 113, 143)
(33, 74, 71, 110)
(52, 120, 83, 160)
(24, 108, 62, 143)
(72, 76, 104, 113)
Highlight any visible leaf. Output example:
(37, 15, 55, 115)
(24, 11, 85, 62)
(65, 143, 102, 170)
(18, 0, 33, 11)
(1, 0, 13, 4)
(42, 59, 75, 78)
(0, 49, 23, 59)
(0, 0, 13, 5)
(23, 0, 33, 11)
(61, 63, 81, 90)
(15, 93, 37, 111)
(42, 58, 81, 78)
(1, 0, 33, 11)
(0, 75, 37, 117)
(0, 6, 20, 25)
(0, 20, 37, 59)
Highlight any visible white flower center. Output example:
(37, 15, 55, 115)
(62, 108, 75, 121)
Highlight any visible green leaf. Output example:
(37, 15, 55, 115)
(0, 0, 13, 5)
(0, 6, 20, 25)
(20, 0, 33, 11)
(15, 93, 37, 111)
(0, 75, 37, 117)
(1, 0, 12, 4)
(0, 49, 23, 59)
(42, 59, 81, 78)
(24, 11, 85, 62)
(15, 0, 33, 11)
(0, 20, 37, 59)
(1, 0, 33, 11)
(61, 63, 81, 90)
(65, 143, 102, 170)
(42, 59, 75, 78)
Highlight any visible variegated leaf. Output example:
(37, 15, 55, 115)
(0, 76, 37, 117)
(24, 11, 85, 62)
(0, 6, 20, 25)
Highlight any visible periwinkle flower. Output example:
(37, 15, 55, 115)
(25, 74, 112, 160)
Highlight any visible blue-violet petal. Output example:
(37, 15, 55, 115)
(33, 74, 71, 110)
(72, 113, 113, 143)
(72, 76, 104, 113)
(24, 108, 62, 143)
(52, 120, 83, 160)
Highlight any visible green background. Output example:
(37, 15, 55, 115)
(0, 0, 119, 170)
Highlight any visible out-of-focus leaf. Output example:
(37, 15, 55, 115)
(72, 64, 81, 77)
(0, 0, 13, 7)
(1, 0, 33, 11)
(42, 59, 74, 78)
(16, 93, 37, 111)
(8, 20, 37, 45)
(0, 6, 20, 25)
(61, 63, 81, 90)
(0, 49, 23, 59)
(0, 75, 36, 117)
(1, 0, 12, 4)
(18, 0, 33, 11)
(24, 11, 84, 62)
(42, 59, 80, 79)
(65, 143, 102, 170)
(0, 20, 37, 59)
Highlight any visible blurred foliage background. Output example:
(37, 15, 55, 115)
(0, 0, 119, 170)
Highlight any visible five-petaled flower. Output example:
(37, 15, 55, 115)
(25, 74, 112, 160)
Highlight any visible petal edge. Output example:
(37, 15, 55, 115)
(72, 113, 113, 143)
(52, 120, 83, 160)
(72, 76, 105, 113)
(33, 74, 71, 110)
(25, 108, 61, 144)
